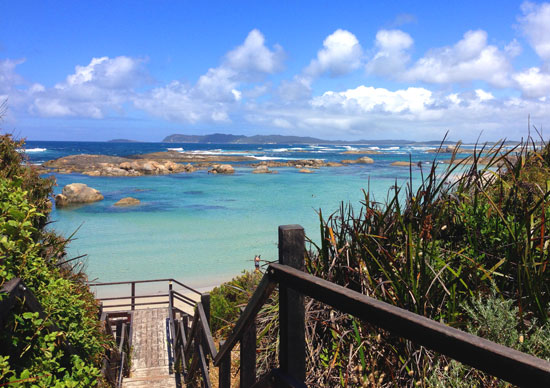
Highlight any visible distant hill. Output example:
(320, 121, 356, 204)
(162, 133, 247, 143)
(108, 139, 140, 143)
(162, 133, 432, 145)
(162, 133, 464, 144)
(161, 133, 524, 145)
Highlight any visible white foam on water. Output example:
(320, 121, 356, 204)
(167, 147, 184, 151)
(253, 156, 305, 161)
(18, 147, 47, 153)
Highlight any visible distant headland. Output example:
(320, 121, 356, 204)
(162, 133, 451, 145)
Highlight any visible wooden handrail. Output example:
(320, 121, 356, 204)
(89, 278, 201, 295)
(197, 303, 217, 359)
(207, 225, 550, 388)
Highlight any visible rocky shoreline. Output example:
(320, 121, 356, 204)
(40, 149, 491, 177)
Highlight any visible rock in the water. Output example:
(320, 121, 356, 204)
(299, 168, 313, 173)
(356, 156, 374, 164)
(252, 165, 277, 174)
(55, 183, 103, 207)
(390, 161, 414, 167)
(341, 156, 374, 164)
(209, 164, 235, 174)
(114, 197, 141, 207)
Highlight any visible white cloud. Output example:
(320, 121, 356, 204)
(312, 85, 433, 116)
(27, 56, 147, 118)
(134, 29, 283, 123)
(277, 76, 312, 102)
(513, 67, 550, 98)
(519, 2, 550, 63)
(0, 58, 25, 92)
(63, 56, 148, 89)
(133, 80, 234, 123)
(305, 29, 362, 77)
(366, 29, 413, 76)
(404, 30, 513, 87)
(225, 29, 284, 75)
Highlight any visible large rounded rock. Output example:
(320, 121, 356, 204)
(55, 183, 103, 207)
(209, 164, 235, 174)
(356, 156, 374, 164)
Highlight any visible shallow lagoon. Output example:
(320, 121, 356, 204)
(25, 141, 456, 288)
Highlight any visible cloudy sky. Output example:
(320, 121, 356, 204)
(1, 1, 550, 141)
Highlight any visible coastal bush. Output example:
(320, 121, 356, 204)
(209, 270, 263, 336)
(303, 138, 550, 386)
(427, 294, 550, 387)
(0, 135, 112, 387)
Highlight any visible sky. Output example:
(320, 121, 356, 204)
(1, 1, 550, 142)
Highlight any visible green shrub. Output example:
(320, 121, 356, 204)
(210, 270, 262, 335)
(427, 294, 550, 387)
(0, 135, 112, 387)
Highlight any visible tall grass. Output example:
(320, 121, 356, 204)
(304, 138, 550, 386)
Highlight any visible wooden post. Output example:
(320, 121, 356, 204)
(219, 340, 231, 388)
(240, 320, 257, 387)
(169, 281, 174, 317)
(131, 282, 135, 311)
(201, 293, 211, 325)
(278, 224, 305, 382)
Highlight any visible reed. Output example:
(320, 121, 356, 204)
(304, 137, 550, 386)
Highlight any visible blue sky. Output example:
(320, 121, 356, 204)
(1, 1, 550, 142)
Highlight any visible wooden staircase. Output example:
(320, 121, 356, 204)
(122, 308, 175, 388)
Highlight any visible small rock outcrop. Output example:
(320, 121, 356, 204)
(43, 154, 196, 176)
(55, 183, 103, 207)
(252, 165, 277, 174)
(299, 168, 313, 173)
(209, 164, 235, 174)
(114, 197, 141, 207)
(341, 156, 374, 164)
(391, 161, 414, 167)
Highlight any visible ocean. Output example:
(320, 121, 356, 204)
(23, 140, 459, 290)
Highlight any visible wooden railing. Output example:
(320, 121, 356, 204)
(90, 277, 202, 383)
(180, 225, 550, 388)
(89, 278, 201, 311)
(172, 293, 217, 386)
(100, 311, 131, 387)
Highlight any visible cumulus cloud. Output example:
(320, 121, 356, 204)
(224, 29, 284, 75)
(246, 83, 550, 141)
(28, 56, 148, 118)
(312, 85, 433, 116)
(134, 29, 283, 123)
(519, 2, 550, 64)
(305, 29, 362, 78)
(404, 30, 513, 87)
(365, 29, 413, 76)
(513, 67, 550, 98)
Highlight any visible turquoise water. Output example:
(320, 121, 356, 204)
(24, 141, 458, 288)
